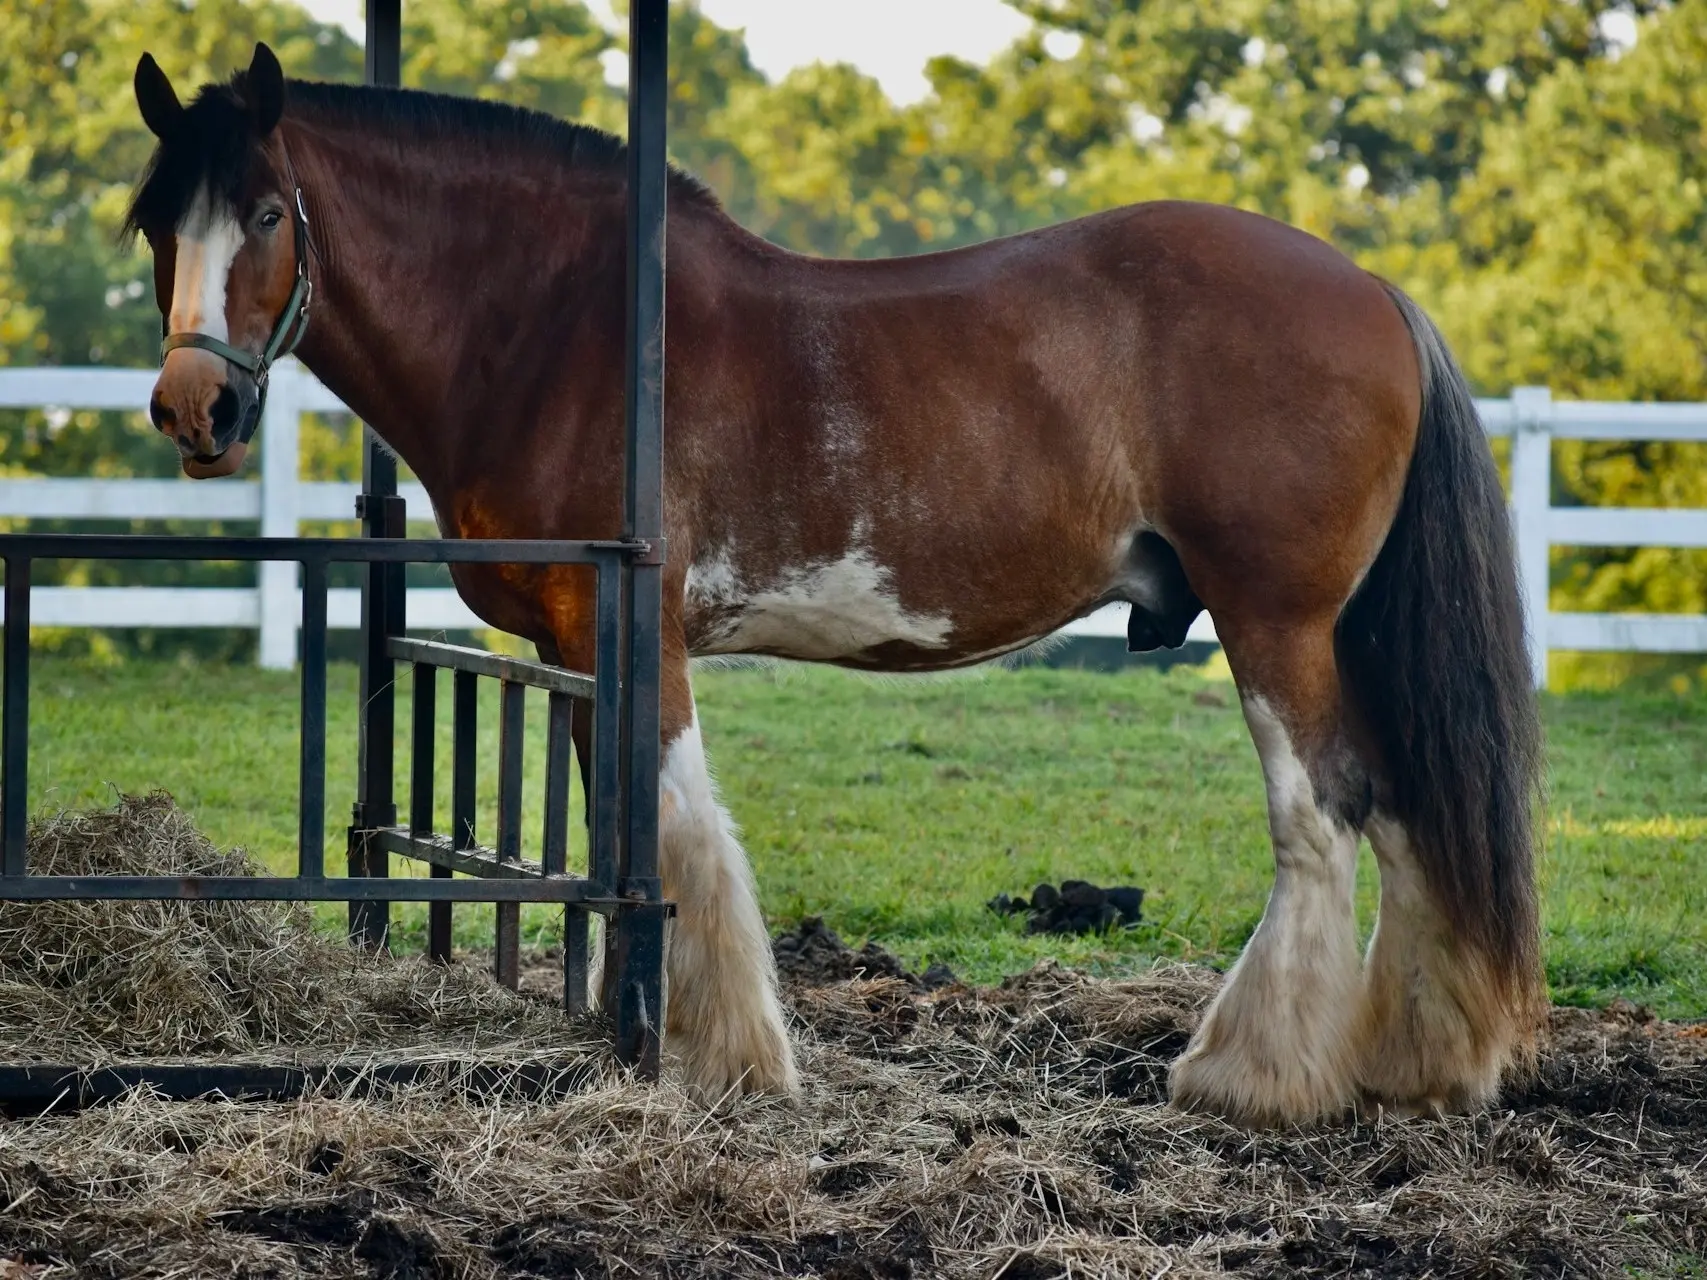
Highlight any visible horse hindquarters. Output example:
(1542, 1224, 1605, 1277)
(1168, 285, 1543, 1126)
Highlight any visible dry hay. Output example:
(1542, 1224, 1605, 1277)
(0, 793, 588, 1065)
(0, 797, 1702, 1278)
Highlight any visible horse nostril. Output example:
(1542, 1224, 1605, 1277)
(149, 394, 175, 432)
(209, 384, 240, 437)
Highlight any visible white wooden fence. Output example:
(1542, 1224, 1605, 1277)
(2, 363, 1704, 688)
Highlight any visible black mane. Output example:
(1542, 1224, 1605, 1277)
(124, 69, 716, 239)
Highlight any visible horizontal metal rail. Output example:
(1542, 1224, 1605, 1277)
(0, 533, 647, 566)
(0, 536, 631, 910)
(387, 637, 596, 698)
(373, 827, 554, 885)
(0, 1058, 600, 1115)
(0, 875, 599, 901)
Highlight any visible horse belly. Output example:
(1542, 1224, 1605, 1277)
(682, 537, 1118, 668)
(685, 544, 962, 663)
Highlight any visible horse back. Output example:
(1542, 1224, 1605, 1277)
(659, 199, 1420, 666)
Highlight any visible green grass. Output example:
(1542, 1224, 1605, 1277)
(21, 655, 1707, 1018)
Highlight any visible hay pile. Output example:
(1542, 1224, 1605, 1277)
(0, 792, 584, 1062)
(1, 796, 1704, 1278)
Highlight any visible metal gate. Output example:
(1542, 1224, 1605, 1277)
(0, 0, 672, 1107)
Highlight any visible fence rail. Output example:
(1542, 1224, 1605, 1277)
(3, 364, 1705, 688)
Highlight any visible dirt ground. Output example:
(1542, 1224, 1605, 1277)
(1, 798, 1704, 1278)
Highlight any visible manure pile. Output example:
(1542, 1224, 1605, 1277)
(0, 795, 1702, 1278)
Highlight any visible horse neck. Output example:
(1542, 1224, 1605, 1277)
(281, 113, 628, 495)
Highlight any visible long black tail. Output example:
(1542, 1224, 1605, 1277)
(1338, 284, 1544, 1005)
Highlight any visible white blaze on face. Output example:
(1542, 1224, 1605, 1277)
(168, 186, 244, 343)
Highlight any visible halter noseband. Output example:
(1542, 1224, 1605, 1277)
(159, 186, 313, 448)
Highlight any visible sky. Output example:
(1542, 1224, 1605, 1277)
(295, 1, 1032, 105)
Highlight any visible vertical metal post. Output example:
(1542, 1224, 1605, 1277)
(452, 672, 478, 851)
(592, 561, 622, 893)
(348, 497, 400, 949)
(542, 695, 573, 878)
(297, 558, 328, 878)
(614, 0, 670, 1078)
(365, 0, 401, 85)
(544, 692, 585, 1011)
(2, 559, 30, 876)
(348, 0, 403, 950)
(494, 680, 526, 990)
(440, 667, 475, 977)
(410, 665, 437, 839)
(593, 560, 623, 1014)
(412, 663, 450, 964)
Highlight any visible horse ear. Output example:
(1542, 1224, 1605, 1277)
(134, 53, 183, 139)
(246, 42, 286, 136)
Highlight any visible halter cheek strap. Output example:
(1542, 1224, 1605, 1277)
(160, 186, 314, 447)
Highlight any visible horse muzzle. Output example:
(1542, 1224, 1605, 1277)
(151, 364, 260, 478)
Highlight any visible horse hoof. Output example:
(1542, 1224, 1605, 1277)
(1168, 1043, 1357, 1128)
(672, 1017, 800, 1104)
(1355, 1090, 1450, 1123)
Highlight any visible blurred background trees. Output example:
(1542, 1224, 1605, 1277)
(0, 0, 1701, 685)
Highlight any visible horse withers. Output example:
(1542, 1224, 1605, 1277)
(129, 44, 1544, 1125)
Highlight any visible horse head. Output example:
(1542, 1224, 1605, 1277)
(127, 43, 309, 478)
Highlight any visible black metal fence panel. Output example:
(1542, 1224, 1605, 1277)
(0, 0, 671, 1099)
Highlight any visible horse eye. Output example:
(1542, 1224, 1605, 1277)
(258, 210, 283, 231)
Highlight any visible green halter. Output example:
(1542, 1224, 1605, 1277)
(160, 186, 313, 447)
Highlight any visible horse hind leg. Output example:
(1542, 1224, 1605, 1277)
(1355, 811, 1527, 1116)
(1169, 614, 1370, 1126)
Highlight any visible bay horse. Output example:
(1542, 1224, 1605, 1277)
(128, 44, 1544, 1125)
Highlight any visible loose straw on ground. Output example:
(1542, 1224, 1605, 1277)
(0, 794, 1701, 1277)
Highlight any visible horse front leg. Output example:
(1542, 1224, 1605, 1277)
(652, 633, 797, 1099)
(546, 619, 795, 1097)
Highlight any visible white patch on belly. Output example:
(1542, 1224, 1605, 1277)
(685, 546, 741, 611)
(686, 543, 953, 660)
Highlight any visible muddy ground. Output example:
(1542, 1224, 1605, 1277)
(5, 942, 1703, 1277)
(0, 799, 1703, 1277)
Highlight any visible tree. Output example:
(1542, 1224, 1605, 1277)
(1423, 0, 1707, 688)
(708, 62, 921, 256)
(399, 0, 615, 121)
(0, 0, 363, 660)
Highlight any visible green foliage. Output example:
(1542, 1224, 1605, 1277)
(0, 0, 359, 369)
(1, 0, 1703, 684)
(1410, 5, 1707, 689)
